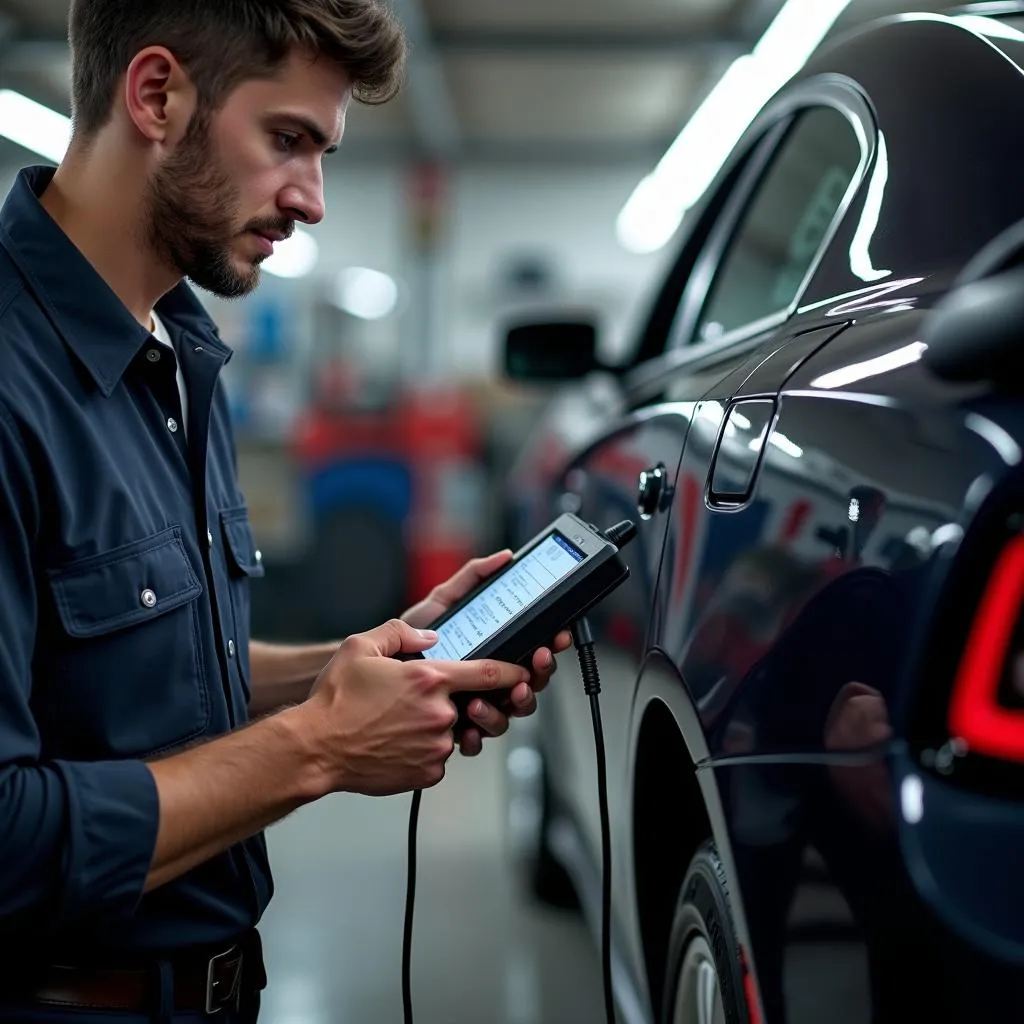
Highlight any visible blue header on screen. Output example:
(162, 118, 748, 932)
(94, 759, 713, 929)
(552, 533, 585, 562)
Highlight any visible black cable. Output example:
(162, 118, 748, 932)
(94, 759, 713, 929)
(572, 617, 617, 1024)
(401, 520, 633, 1024)
(403, 788, 422, 1024)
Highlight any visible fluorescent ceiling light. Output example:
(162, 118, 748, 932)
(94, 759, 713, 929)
(749, 431, 803, 459)
(263, 228, 319, 279)
(810, 341, 927, 390)
(617, 0, 854, 255)
(848, 133, 891, 283)
(952, 14, 1024, 42)
(900, 775, 924, 825)
(0, 90, 71, 163)
(965, 413, 1023, 467)
(931, 523, 964, 550)
(768, 433, 804, 459)
(333, 267, 399, 320)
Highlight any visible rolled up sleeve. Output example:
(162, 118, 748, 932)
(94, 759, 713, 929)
(0, 402, 159, 934)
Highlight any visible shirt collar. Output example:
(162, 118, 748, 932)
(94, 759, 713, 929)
(0, 165, 231, 397)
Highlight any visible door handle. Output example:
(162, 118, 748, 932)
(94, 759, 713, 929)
(637, 464, 667, 520)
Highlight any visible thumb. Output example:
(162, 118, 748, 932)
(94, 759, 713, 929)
(353, 618, 439, 658)
(477, 550, 514, 574)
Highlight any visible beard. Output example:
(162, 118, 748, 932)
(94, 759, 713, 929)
(144, 113, 291, 299)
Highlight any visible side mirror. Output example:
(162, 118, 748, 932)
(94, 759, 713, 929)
(503, 320, 601, 383)
(923, 265, 1024, 387)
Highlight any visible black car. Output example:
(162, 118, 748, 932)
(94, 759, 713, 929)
(500, 6, 1024, 1023)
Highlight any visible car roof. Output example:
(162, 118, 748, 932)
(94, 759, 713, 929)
(825, 0, 1024, 40)
(793, 11, 1024, 311)
(628, 5, 1024, 370)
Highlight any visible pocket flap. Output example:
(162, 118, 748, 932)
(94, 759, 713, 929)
(49, 527, 203, 639)
(220, 506, 266, 578)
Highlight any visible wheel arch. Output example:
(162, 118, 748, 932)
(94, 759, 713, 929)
(630, 650, 764, 1022)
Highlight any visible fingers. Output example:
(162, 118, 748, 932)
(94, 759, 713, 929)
(508, 682, 538, 718)
(523, 643, 562, 698)
(429, 550, 513, 607)
(837, 681, 883, 702)
(552, 631, 572, 654)
(458, 727, 484, 758)
(348, 619, 439, 658)
(466, 698, 511, 739)
(532, 647, 554, 674)
(444, 659, 530, 694)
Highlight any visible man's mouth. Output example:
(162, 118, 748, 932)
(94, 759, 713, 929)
(252, 232, 277, 256)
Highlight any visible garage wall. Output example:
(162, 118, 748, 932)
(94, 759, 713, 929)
(447, 163, 675, 374)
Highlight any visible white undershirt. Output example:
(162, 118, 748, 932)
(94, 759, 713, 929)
(150, 312, 188, 439)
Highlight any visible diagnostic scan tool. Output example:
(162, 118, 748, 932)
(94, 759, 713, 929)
(400, 514, 635, 721)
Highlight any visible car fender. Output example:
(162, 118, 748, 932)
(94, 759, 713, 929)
(628, 647, 765, 1023)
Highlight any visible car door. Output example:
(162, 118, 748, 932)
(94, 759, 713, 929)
(539, 91, 874, 1000)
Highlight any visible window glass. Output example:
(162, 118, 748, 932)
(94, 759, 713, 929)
(693, 108, 862, 345)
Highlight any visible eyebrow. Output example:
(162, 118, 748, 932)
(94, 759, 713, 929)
(268, 113, 342, 155)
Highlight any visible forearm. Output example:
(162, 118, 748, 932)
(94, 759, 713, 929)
(247, 639, 339, 717)
(145, 707, 326, 893)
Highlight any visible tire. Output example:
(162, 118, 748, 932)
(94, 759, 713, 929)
(661, 842, 749, 1024)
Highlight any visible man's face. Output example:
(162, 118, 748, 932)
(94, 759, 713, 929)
(145, 50, 351, 298)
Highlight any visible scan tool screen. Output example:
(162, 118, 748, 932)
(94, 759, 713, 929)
(422, 533, 585, 661)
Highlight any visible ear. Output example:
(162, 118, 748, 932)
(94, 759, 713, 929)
(123, 46, 197, 146)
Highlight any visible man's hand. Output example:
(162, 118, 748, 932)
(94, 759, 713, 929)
(402, 550, 572, 757)
(305, 619, 532, 794)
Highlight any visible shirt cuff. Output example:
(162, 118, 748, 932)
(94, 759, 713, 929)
(54, 759, 159, 925)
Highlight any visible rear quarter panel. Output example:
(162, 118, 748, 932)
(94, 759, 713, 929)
(645, 309, 1024, 1022)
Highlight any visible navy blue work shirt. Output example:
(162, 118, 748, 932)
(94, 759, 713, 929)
(0, 166, 272, 957)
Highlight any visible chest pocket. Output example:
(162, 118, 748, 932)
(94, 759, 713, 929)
(39, 526, 210, 759)
(220, 505, 265, 698)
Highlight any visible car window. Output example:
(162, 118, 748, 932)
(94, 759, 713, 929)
(691, 107, 863, 346)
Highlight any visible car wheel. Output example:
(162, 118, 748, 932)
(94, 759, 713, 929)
(504, 737, 579, 909)
(662, 842, 748, 1024)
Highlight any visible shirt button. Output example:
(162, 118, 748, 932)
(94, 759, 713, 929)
(146, 349, 161, 364)
(167, 417, 179, 433)
(207, 530, 214, 549)
(255, 550, 262, 564)
(141, 589, 157, 609)
(228, 639, 236, 658)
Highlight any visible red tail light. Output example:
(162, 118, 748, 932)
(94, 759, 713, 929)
(948, 534, 1024, 761)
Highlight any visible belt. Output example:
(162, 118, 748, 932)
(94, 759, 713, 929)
(22, 934, 261, 1016)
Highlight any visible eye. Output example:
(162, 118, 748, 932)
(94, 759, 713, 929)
(273, 132, 301, 153)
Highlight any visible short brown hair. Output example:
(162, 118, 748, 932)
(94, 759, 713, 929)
(68, 0, 407, 138)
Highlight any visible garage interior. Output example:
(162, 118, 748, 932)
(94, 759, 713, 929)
(0, 0, 1016, 1022)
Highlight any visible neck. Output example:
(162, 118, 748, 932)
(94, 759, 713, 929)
(40, 143, 180, 328)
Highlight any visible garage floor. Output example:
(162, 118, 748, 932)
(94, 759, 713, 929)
(258, 741, 607, 1024)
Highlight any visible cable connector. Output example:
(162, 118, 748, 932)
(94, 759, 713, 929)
(604, 520, 637, 550)
(572, 616, 601, 697)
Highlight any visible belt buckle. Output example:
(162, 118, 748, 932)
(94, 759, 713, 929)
(205, 945, 244, 1015)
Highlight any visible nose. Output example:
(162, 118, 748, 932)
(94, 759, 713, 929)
(279, 163, 326, 226)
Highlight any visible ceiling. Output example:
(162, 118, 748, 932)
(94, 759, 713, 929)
(0, 0, 787, 167)
(0, 0, 999, 168)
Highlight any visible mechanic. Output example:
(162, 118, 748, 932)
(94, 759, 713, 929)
(0, 1, 569, 1021)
